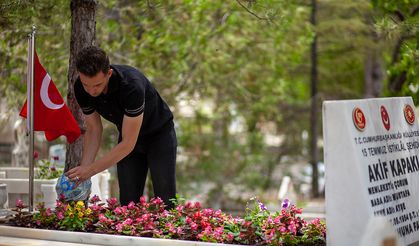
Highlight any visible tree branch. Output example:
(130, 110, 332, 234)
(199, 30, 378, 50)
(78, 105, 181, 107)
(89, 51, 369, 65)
(392, 10, 405, 22)
(236, 0, 269, 21)
(391, 34, 415, 65)
(411, 5, 419, 16)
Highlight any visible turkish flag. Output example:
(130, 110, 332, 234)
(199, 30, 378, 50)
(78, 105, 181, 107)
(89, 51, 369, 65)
(20, 52, 81, 143)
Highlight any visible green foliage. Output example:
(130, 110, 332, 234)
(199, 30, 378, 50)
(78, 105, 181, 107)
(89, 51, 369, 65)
(35, 159, 63, 180)
(315, 1, 375, 100)
(0, 0, 71, 110)
(0, 0, 314, 203)
(5, 0, 413, 207)
(372, 0, 419, 102)
(93, 0, 313, 201)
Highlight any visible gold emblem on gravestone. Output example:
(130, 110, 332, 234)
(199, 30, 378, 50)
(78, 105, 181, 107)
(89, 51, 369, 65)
(352, 107, 366, 131)
(404, 104, 415, 125)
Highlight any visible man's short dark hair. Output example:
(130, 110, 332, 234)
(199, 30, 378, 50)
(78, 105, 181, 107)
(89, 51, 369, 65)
(76, 46, 110, 77)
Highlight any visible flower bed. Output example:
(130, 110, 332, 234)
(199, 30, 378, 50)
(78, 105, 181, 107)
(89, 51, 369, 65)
(5, 196, 326, 245)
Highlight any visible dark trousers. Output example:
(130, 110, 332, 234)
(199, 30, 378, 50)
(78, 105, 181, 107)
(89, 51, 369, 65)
(117, 127, 177, 209)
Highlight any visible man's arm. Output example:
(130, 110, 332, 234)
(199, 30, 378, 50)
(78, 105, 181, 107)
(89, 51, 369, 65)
(80, 112, 103, 167)
(90, 114, 143, 173)
(66, 113, 143, 184)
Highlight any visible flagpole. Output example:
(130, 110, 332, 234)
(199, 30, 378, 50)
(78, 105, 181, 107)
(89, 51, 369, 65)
(28, 25, 36, 212)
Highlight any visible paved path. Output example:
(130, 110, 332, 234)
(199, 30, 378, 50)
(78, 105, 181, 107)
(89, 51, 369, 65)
(300, 199, 325, 221)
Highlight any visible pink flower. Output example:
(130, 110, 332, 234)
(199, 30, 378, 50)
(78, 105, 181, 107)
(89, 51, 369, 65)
(99, 214, 110, 223)
(127, 201, 136, 210)
(161, 210, 169, 218)
(114, 207, 123, 215)
(190, 222, 198, 230)
(145, 221, 155, 230)
(33, 151, 39, 159)
(194, 201, 201, 209)
(106, 197, 118, 207)
(55, 200, 63, 207)
(203, 226, 212, 235)
(233, 217, 242, 224)
(46, 208, 52, 216)
(140, 196, 146, 205)
(267, 215, 273, 224)
(90, 195, 101, 204)
(288, 224, 297, 234)
(185, 216, 192, 224)
(185, 201, 193, 209)
(57, 211, 64, 220)
(202, 208, 213, 217)
(311, 218, 320, 225)
(214, 227, 223, 238)
(151, 197, 163, 205)
(15, 199, 24, 209)
(226, 233, 234, 242)
(265, 230, 275, 243)
(90, 204, 102, 212)
(142, 213, 150, 221)
(115, 223, 123, 232)
(176, 205, 184, 212)
(123, 218, 133, 226)
(166, 223, 176, 234)
(135, 217, 143, 223)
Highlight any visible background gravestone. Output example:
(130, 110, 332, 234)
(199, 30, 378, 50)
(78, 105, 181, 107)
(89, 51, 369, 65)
(323, 97, 419, 246)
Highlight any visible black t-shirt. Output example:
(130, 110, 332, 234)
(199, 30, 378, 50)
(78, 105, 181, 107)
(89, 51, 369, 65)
(74, 65, 174, 144)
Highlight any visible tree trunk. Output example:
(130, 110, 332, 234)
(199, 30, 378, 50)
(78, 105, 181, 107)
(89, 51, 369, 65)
(364, 48, 383, 98)
(364, 16, 383, 98)
(310, 0, 319, 198)
(65, 0, 97, 172)
(207, 91, 228, 210)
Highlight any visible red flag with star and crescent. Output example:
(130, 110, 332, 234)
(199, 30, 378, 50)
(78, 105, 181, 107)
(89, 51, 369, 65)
(19, 52, 81, 143)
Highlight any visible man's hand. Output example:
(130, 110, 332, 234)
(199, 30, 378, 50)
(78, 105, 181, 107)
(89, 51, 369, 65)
(65, 165, 94, 188)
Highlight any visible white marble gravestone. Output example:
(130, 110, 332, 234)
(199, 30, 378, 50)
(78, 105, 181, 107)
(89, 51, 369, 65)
(323, 97, 419, 246)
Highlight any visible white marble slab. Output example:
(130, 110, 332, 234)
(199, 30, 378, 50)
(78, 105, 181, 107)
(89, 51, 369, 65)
(0, 225, 236, 246)
(0, 235, 102, 246)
